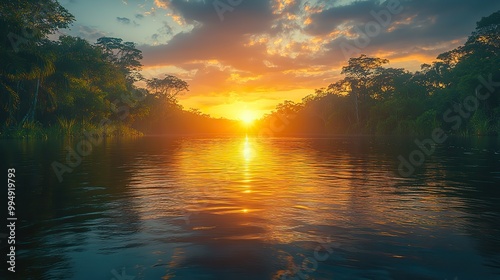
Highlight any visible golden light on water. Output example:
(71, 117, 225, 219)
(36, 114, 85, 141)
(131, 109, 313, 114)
(243, 136, 253, 161)
(123, 137, 468, 247)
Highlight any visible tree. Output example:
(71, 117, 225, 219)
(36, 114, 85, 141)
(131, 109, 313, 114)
(0, 0, 74, 125)
(303, 88, 346, 132)
(43, 36, 127, 122)
(369, 68, 411, 100)
(146, 75, 189, 102)
(340, 54, 389, 123)
(1, 47, 56, 125)
(20, 49, 56, 124)
(0, 0, 74, 50)
(437, 10, 500, 68)
(96, 37, 143, 83)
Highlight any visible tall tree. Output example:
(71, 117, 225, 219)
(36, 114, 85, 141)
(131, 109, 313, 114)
(340, 54, 389, 123)
(96, 37, 143, 83)
(146, 75, 189, 102)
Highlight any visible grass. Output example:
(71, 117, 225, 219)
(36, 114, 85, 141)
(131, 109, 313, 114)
(56, 117, 76, 136)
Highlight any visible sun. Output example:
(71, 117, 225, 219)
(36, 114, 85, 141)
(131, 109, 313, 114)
(240, 110, 256, 125)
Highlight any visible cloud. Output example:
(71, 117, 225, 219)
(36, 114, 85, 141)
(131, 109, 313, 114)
(70, 25, 108, 43)
(304, 0, 379, 36)
(116, 17, 132, 24)
(141, 0, 275, 67)
(116, 16, 140, 27)
(159, 21, 173, 36)
(150, 21, 174, 45)
(308, 0, 500, 56)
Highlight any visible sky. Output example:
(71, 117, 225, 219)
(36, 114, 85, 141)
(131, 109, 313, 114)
(57, 0, 500, 121)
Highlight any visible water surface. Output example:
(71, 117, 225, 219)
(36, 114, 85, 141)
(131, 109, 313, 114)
(1, 136, 499, 279)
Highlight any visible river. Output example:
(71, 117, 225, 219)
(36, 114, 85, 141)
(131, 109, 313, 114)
(1, 136, 499, 279)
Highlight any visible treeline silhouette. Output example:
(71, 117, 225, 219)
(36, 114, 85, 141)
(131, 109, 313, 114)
(255, 10, 500, 137)
(1, 1, 499, 138)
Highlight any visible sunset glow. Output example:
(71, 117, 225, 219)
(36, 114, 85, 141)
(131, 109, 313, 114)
(240, 110, 257, 125)
(54, 0, 500, 120)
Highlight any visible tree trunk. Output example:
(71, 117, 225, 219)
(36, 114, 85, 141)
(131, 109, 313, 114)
(21, 76, 40, 124)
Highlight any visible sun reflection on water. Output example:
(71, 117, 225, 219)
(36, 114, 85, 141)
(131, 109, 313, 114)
(124, 137, 478, 247)
(243, 135, 252, 161)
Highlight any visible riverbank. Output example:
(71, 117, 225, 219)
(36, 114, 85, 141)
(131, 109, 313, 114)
(3, 123, 499, 140)
(0, 121, 143, 139)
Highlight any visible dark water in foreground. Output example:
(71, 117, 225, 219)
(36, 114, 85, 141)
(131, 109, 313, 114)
(1, 136, 500, 280)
